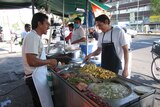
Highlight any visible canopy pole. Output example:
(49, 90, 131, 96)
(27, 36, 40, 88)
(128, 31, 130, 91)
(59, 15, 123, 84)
(63, 0, 66, 50)
(85, 0, 89, 55)
(31, 0, 35, 15)
(46, 26, 53, 54)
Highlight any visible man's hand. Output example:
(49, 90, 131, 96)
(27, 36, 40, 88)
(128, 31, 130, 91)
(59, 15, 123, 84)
(47, 59, 59, 72)
(122, 69, 129, 78)
(71, 37, 86, 44)
(48, 59, 57, 68)
(83, 53, 93, 63)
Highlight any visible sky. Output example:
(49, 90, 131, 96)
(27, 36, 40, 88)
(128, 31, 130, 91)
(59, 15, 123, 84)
(0, 8, 33, 27)
(0, 8, 63, 41)
(0, 8, 35, 40)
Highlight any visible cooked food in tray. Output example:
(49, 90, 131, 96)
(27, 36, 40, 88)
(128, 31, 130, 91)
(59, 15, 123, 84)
(67, 76, 93, 85)
(88, 82, 131, 99)
(66, 71, 100, 82)
(80, 64, 116, 79)
(76, 82, 88, 91)
(59, 64, 117, 92)
(86, 91, 111, 107)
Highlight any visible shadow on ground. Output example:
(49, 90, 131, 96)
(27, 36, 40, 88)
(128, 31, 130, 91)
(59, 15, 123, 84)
(0, 54, 34, 107)
(0, 79, 34, 107)
(131, 72, 160, 89)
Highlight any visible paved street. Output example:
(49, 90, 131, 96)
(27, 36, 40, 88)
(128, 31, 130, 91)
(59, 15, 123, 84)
(131, 35, 160, 89)
(0, 35, 160, 107)
(0, 43, 34, 107)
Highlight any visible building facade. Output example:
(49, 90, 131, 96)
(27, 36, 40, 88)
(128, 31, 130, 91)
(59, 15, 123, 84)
(106, 0, 151, 32)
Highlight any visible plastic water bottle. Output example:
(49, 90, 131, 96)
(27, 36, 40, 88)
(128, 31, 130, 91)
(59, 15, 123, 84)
(46, 71, 54, 96)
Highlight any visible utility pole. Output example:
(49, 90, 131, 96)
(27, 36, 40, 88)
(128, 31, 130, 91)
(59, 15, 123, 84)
(136, 0, 139, 31)
(116, 1, 119, 25)
(85, 0, 89, 55)
(31, 0, 35, 15)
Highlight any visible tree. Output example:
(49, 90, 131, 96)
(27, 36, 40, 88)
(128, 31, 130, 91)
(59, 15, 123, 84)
(151, 0, 160, 15)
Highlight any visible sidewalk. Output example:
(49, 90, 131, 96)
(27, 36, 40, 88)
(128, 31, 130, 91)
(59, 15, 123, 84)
(137, 33, 160, 36)
(0, 42, 22, 54)
(0, 43, 34, 107)
(0, 79, 33, 107)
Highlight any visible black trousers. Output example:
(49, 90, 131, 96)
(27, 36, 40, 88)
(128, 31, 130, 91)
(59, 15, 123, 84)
(25, 77, 42, 107)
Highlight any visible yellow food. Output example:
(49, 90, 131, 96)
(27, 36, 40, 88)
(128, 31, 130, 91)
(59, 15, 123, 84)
(80, 64, 116, 79)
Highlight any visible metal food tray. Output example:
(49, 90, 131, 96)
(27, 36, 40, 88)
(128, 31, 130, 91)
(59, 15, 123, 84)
(50, 68, 155, 107)
(51, 69, 99, 107)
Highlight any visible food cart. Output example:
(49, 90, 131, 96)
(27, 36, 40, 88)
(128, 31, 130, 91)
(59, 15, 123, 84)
(47, 63, 155, 107)
(41, 0, 154, 106)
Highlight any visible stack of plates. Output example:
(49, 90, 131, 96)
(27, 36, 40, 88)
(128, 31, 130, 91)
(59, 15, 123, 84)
(133, 86, 153, 94)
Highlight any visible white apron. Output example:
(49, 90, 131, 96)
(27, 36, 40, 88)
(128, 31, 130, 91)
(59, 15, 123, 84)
(32, 47, 54, 107)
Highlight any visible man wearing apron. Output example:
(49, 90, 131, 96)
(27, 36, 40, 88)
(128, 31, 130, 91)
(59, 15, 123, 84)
(84, 14, 129, 78)
(22, 12, 57, 107)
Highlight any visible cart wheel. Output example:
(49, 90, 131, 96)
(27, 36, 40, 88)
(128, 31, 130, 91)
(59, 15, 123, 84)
(151, 56, 160, 82)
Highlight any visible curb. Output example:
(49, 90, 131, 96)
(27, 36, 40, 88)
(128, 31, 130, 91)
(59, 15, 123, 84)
(137, 33, 160, 36)
(0, 51, 9, 55)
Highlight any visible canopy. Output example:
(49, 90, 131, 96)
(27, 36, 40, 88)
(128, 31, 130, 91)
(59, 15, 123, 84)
(0, 0, 111, 16)
(0, 0, 31, 9)
(35, 0, 111, 16)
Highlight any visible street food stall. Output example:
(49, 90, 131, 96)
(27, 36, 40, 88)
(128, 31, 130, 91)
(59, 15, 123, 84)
(46, 40, 156, 107)
(0, 1, 156, 107)
(47, 63, 155, 107)
(44, 0, 155, 106)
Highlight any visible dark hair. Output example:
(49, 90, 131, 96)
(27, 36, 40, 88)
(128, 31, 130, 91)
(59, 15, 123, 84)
(25, 24, 30, 28)
(74, 17, 81, 22)
(31, 12, 48, 29)
(95, 14, 110, 24)
(68, 23, 74, 28)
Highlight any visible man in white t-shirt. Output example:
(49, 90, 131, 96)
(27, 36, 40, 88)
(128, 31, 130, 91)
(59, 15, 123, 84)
(21, 24, 31, 43)
(71, 17, 86, 44)
(22, 12, 57, 107)
(121, 27, 132, 78)
(84, 14, 129, 78)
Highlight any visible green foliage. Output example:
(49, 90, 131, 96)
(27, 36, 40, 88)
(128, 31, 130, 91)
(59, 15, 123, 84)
(151, 0, 160, 15)
(12, 22, 21, 31)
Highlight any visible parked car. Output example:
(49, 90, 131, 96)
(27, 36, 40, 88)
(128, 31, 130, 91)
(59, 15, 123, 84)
(148, 29, 160, 33)
(113, 25, 137, 38)
(126, 28, 137, 38)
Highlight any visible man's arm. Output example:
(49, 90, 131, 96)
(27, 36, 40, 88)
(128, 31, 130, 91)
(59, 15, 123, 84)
(91, 47, 102, 56)
(84, 47, 101, 62)
(72, 37, 86, 44)
(122, 45, 129, 77)
(26, 54, 57, 67)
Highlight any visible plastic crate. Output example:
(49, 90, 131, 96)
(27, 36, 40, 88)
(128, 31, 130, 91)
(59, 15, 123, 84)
(80, 44, 93, 55)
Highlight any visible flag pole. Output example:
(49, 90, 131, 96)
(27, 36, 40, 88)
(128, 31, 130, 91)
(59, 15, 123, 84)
(31, 0, 35, 15)
(85, 0, 89, 55)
